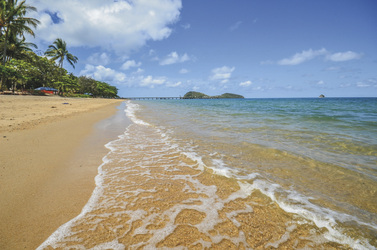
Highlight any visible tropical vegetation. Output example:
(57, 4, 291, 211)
(0, 0, 118, 98)
(45, 38, 78, 69)
(183, 91, 244, 99)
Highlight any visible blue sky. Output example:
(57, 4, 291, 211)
(28, 0, 377, 98)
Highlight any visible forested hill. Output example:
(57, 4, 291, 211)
(182, 91, 244, 99)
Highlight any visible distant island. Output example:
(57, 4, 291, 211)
(183, 91, 244, 99)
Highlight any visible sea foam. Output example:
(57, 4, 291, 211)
(38, 100, 376, 250)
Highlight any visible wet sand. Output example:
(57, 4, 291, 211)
(38, 116, 355, 249)
(2, 96, 375, 249)
(0, 95, 123, 249)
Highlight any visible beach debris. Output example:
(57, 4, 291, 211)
(51, 106, 57, 108)
(62, 102, 69, 104)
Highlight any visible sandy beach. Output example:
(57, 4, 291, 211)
(2, 96, 376, 249)
(0, 95, 123, 249)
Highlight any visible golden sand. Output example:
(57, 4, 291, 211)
(1, 96, 373, 249)
(39, 118, 352, 249)
(0, 95, 123, 249)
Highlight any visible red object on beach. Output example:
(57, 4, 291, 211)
(41, 90, 55, 94)
(35, 87, 58, 95)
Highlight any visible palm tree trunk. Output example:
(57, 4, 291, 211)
(1, 27, 10, 90)
(2, 27, 10, 65)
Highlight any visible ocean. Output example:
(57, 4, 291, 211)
(39, 98, 377, 249)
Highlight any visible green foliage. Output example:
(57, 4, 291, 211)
(45, 38, 78, 69)
(0, 2, 117, 97)
(183, 91, 244, 99)
(77, 76, 118, 98)
(214, 93, 244, 99)
(24, 51, 61, 87)
(1, 33, 37, 62)
(1, 51, 118, 97)
(0, 0, 40, 64)
(183, 91, 210, 99)
(1, 0, 40, 89)
(0, 63, 20, 78)
(62, 93, 92, 98)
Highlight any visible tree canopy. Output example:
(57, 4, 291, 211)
(182, 91, 244, 99)
(0, 0, 118, 98)
(0, 0, 40, 64)
(45, 38, 78, 69)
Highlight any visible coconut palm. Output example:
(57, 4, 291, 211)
(0, 33, 37, 62)
(0, 0, 39, 64)
(1, 0, 39, 89)
(45, 38, 78, 69)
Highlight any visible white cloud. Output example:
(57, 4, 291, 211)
(356, 82, 370, 88)
(80, 64, 126, 83)
(240, 80, 253, 87)
(80, 64, 176, 89)
(181, 23, 191, 29)
(355, 79, 377, 88)
(179, 68, 189, 74)
(149, 49, 157, 56)
(132, 68, 145, 74)
(276, 49, 362, 66)
(121, 60, 142, 70)
(122, 73, 168, 88)
(87, 52, 111, 65)
(210, 66, 235, 84)
(230, 21, 242, 31)
(326, 51, 362, 62)
(140, 75, 166, 87)
(167, 81, 182, 87)
(29, 0, 182, 54)
(367, 78, 377, 85)
(278, 48, 327, 65)
(160, 51, 190, 65)
(316, 80, 325, 85)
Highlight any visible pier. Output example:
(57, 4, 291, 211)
(124, 97, 182, 100)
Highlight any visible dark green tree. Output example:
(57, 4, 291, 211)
(1, 33, 37, 62)
(5, 58, 36, 92)
(0, 0, 39, 89)
(24, 51, 59, 88)
(0, 0, 39, 64)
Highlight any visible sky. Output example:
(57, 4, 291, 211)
(27, 0, 377, 98)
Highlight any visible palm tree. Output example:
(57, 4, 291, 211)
(0, 32, 37, 62)
(0, 0, 39, 64)
(0, 0, 39, 89)
(45, 38, 78, 69)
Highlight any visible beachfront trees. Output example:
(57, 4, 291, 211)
(6, 58, 37, 92)
(45, 38, 78, 69)
(44, 38, 78, 96)
(0, 0, 40, 89)
(1, 50, 118, 97)
(0, 2, 117, 97)
(1, 33, 37, 62)
(77, 76, 118, 98)
(0, 0, 40, 64)
(25, 51, 59, 87)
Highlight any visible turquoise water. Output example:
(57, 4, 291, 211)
(39, 98, 377, 249)
(135, 97, 377, 246)
(139, 98, 377, 178)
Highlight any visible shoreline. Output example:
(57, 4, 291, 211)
(0, 96, 124, 249)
